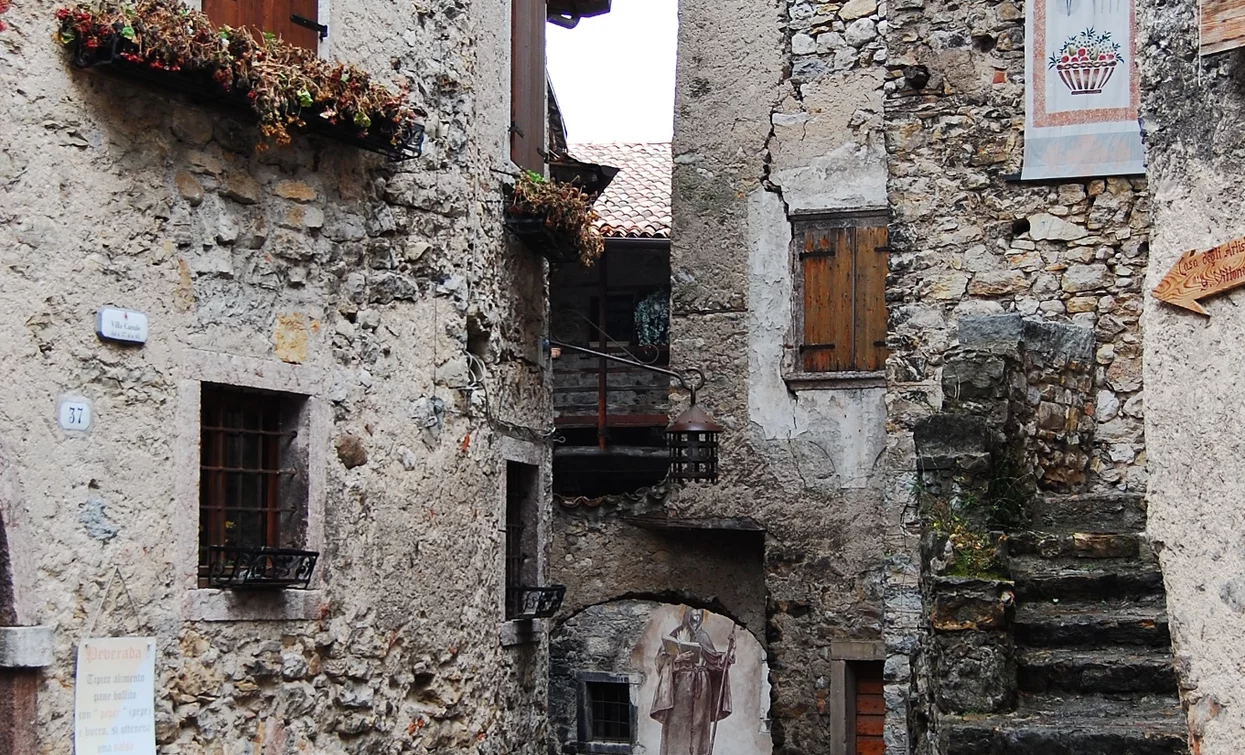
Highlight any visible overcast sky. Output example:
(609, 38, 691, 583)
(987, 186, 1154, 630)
(546, 1, 678, 145)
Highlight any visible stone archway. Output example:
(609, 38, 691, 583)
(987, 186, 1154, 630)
(549, 598, 772, 755)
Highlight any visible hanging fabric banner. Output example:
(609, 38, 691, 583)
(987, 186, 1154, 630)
(1023, 0, 1145, 179)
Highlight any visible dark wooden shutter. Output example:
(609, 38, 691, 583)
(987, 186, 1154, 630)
(510, 0, 547, 172)
(853, 662, 885, 755)
(854, 225, 888, 372)
(801, 227, 854, 372)
(202, 0, 319, 52)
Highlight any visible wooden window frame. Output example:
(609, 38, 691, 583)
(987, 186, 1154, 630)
(197, 383, 309, 587)
(788, 212, 889, 384)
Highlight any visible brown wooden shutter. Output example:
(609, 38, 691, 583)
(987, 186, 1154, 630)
(853, 662, 885, 755)
(510, 0, 547, 172)
(853, 225, 888, 372)
(1202, 0, 1245, 55)
(801, 227, 854, 372)
(202, 0, 319, 52)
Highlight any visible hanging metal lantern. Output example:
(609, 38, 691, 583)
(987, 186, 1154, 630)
(544, 338, 724, 485)
(667, 403, 722, 484)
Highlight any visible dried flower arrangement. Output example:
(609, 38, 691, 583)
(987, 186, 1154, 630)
(54, 0, 423, 156)
(507, 170, 604, 265)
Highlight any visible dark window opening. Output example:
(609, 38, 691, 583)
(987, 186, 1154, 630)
(199, 384, 307, 585)
(588, 294, 638, 345)
(577, 672, 636, 753)
(587, 681, 632, 742)
(504, 461, 540, 620)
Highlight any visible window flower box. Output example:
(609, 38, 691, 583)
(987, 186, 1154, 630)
(504, 215, 583, 264)
(506, 171, 604, 265)
(55, 0, 425, 161)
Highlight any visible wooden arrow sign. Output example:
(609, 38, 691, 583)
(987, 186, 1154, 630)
(1152, 235, 1245, 315)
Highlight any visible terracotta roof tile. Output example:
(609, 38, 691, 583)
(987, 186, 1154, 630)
(570, 142, 672, 240)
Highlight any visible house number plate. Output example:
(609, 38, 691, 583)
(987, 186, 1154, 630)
(58, 397, 92, 432)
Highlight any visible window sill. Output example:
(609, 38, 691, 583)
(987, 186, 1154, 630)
(579, 742, 634, 755)
(783, 370, 886, 391)
(499, 618, 545, 647)
(183, 588, 326, 622)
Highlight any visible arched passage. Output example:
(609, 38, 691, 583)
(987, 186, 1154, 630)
(549, 598, 773, 755)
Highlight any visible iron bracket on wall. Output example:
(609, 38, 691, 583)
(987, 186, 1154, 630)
(290, 15, 329, 40)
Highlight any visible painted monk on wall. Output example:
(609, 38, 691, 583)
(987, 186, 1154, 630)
(650, 607, 735, 755)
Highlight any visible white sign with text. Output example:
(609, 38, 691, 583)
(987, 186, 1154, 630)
(95, 308, 149, 345)
(74, 637, 157, 755)
(58, 397, 93, 432)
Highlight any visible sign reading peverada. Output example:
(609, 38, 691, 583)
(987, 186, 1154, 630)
(1152, 235, 1245, 316)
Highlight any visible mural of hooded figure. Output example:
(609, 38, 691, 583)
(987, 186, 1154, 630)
(649, 607, 736, 755)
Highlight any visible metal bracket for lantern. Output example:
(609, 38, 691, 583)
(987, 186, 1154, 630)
(545, 338, 722, 484)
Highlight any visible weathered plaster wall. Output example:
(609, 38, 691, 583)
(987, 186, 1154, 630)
(1137, 1, 1245, 750)
(669, 0, 893, 751)
(0, 1, 555, 753)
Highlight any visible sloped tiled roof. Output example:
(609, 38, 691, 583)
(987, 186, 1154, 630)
(570, 142, 672, 240)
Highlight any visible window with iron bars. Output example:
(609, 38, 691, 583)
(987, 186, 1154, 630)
(199, 384, 308, 586)
(504, 461, 539, 620)
(577, 673, 635, 754)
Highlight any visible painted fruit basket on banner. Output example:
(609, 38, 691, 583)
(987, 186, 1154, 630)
(1048, 28, 1123, 95)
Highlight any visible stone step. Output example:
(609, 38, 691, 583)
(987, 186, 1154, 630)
(1008, 531, 1144, 560)
(941, 693, 1187, 755)
(1018, 647, 1177, 695)
(1015, 596, 1170, 648)
(1012, 556, 1164, 601)
(1027, 493, 1148, 534)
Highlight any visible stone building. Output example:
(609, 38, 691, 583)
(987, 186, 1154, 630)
(551, 0, 1186, 754)
(1137, 0, 1245, 751)
(0, 0, 601, 752)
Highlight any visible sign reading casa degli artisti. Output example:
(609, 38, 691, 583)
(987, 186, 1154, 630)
(1152, 235, 1245, 315)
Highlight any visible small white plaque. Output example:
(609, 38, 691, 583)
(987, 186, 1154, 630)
(58, 397, 93, 432)
(96, 307, 149, 345)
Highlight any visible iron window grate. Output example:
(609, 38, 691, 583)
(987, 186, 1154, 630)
(587, 681, 632, 743)
(199, 384, 293, 584)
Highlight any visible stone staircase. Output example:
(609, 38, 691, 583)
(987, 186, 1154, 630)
(940, 494, 1188, 755)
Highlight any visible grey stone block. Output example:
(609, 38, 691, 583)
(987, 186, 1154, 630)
(0, 626, 54, 668)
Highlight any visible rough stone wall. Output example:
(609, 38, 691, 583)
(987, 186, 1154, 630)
(667, 0, 893, 751)
(880, 0, 1151, 750)
(1137, 0, 1245, 749)
(0, 1, 556, 753)
(551, 494, 768, 637)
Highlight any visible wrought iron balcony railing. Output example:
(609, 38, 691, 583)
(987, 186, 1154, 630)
(508, 585, 567, 619)
(207, 546, 319, 590)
